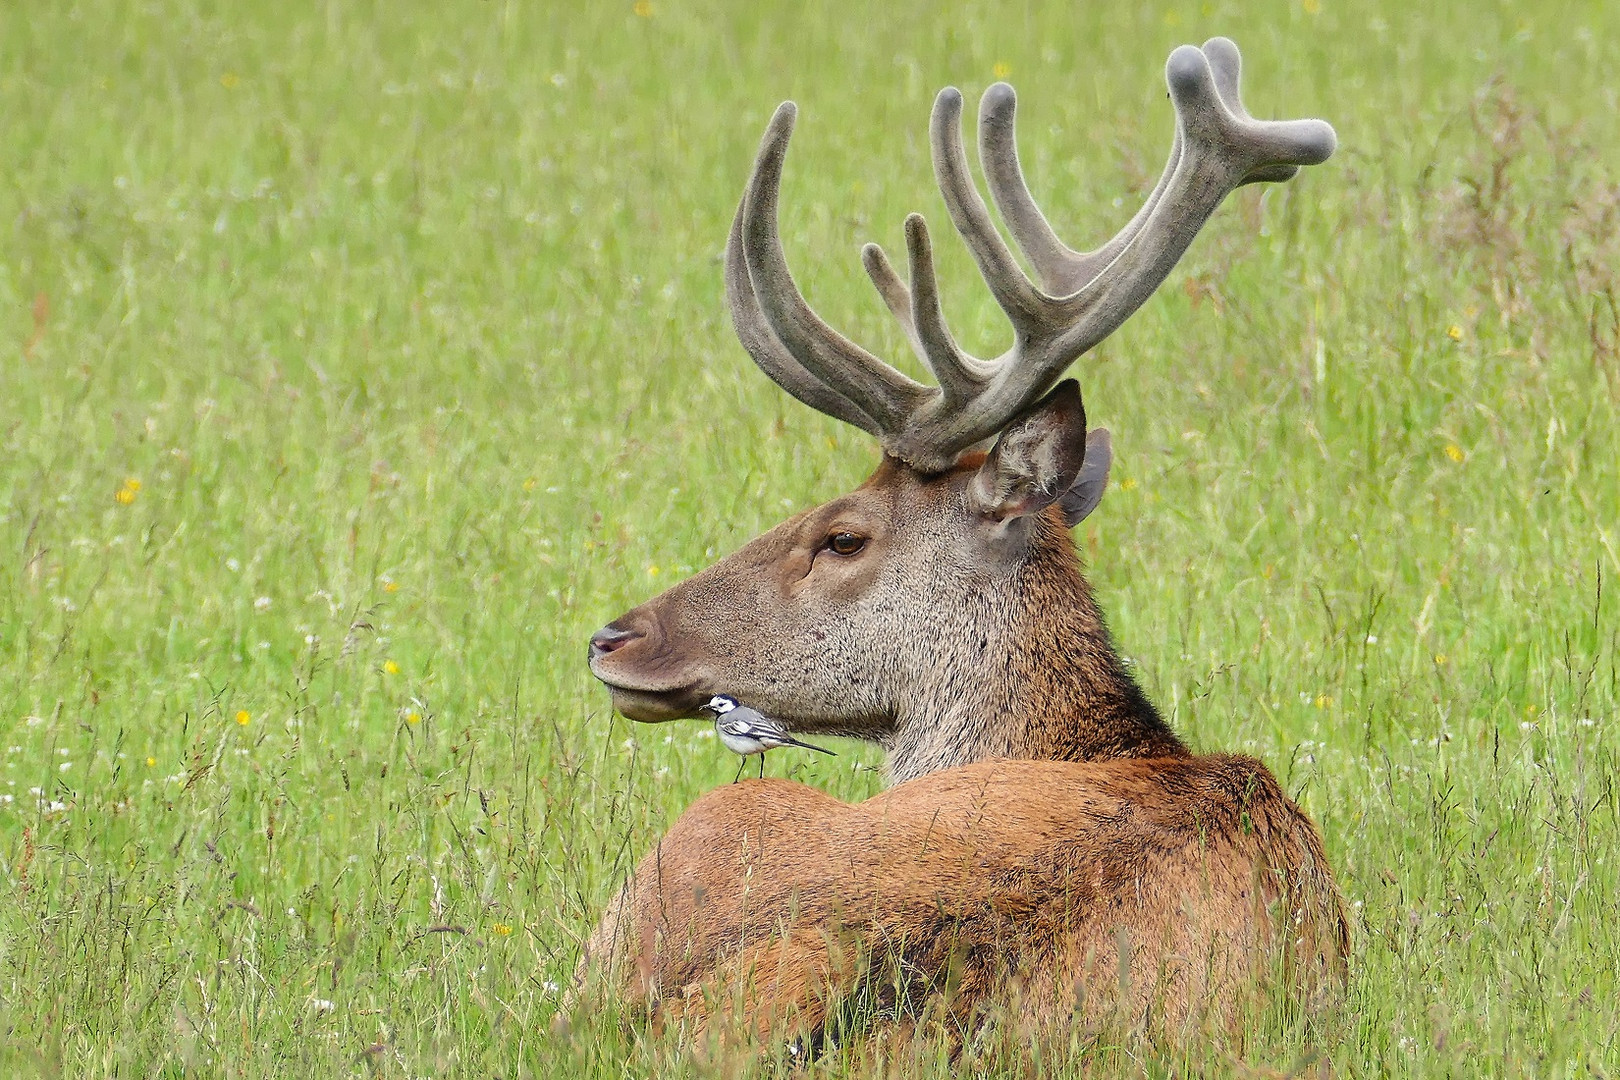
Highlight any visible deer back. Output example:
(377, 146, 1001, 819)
(582, 758, 1347, 1043)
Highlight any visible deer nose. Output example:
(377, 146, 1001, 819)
(588, 623, 642, 662)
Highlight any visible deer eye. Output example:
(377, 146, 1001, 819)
(825, 531, 867, 557)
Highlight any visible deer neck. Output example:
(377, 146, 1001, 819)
(884, 519, 1186, 785)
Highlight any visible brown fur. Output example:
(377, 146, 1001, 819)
(582, 426, 1348, 1046)
(581, 760, 1346, 1045)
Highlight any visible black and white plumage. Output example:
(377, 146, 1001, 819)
(699, 695, 835, 782)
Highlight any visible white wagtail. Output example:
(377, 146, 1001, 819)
(699, 695, 835, 782)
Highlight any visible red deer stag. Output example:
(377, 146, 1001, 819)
(581, 38, 1346, 1045)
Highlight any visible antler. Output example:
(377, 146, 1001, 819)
(726, 37, 1336, 473)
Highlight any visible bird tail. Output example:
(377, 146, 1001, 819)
(784, 735, 836, 756)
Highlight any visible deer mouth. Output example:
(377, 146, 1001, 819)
(587, 618, 711, 720)
(599, 681, 709, 723)
(589, 653, 708, 721)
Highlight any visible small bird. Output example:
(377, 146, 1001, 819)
(699, 694, 836, 782)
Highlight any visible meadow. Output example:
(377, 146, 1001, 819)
(1, 0, 1617, 1075)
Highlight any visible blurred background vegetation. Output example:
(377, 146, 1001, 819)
(1, 0, 1616, 1074)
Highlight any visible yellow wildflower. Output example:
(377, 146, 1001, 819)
(1314, 694, 1333, 709)
(633, 0, 652, 15)
(992, 61, 1012, 79)
(1446, 324, 1463, 341)
(383, 581, 400, 594)
(492, 923, 513, 936)
(1302, 0, 1321, 13)
(1433, 654, 1448, 666)
(406, 711, 422, 725)
(235, 710, 250, 725)
(1444, 444, 1464, 463)
(115, 487, 135, 505)
(384, 660, 400, 675)
(220, 72, 240, 89)
(145, 756, 157, 767)
(1119, 478, 1138, 491)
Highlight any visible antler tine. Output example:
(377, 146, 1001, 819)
(901, 212, 996, 406)
(859, 242, 924, 357)
(1202, 37, 1301, 186)
(738, 102, 929, 435)
(725, 197, 882, 435)
(928, 87, 1051, 331)
(978, 82, 1184, 297)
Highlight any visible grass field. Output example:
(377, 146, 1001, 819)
(2, 0, 1618, 1075)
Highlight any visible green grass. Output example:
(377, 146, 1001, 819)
(2, 0, 1618, 1074)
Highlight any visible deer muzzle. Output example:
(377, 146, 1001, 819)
(587, 614, 711, 722)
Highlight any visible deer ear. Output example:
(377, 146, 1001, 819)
(1059, 428, 1112, 526)
(967, 380, 1088, 521)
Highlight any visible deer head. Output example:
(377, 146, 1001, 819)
(588, 39, 1335, 783)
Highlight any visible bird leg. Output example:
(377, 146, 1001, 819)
(733, 757, 747, 784)
(758, 755, 766, 781)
